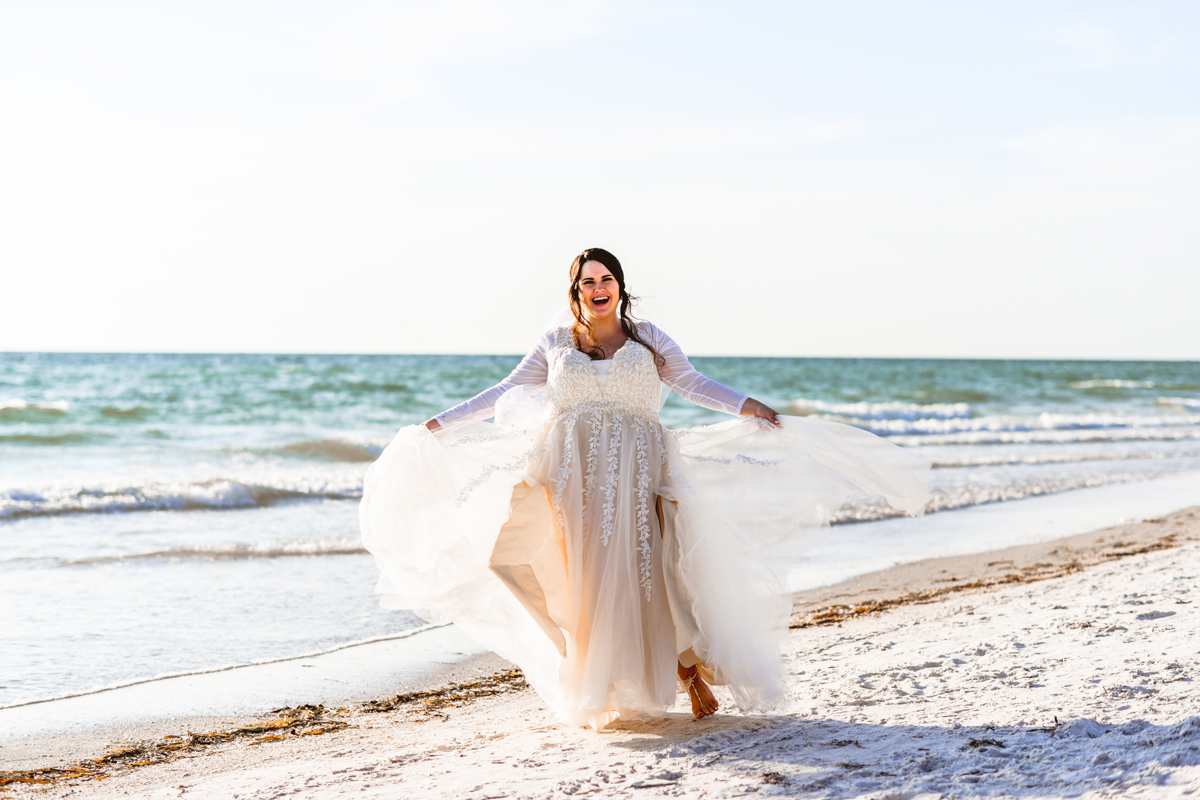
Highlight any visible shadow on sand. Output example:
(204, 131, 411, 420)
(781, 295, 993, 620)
(598, 712, 1200, 797)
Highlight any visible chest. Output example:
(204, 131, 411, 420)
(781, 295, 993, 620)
(545, 330, 661, 414)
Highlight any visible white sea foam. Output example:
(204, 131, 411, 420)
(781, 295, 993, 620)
(0, 399, 70, 420)
(848, 411, 1200, 438)
(787, 395, 1200, 438)
(1158, 396, 1200, 410)
(787, 398, 972, 420)
(0, 478, 362, 520)
(832, 470, 1170, 523)
(930, 448, 1200, 468)
(889, 426, 1200, 447)
(886, 411, 1199, 436)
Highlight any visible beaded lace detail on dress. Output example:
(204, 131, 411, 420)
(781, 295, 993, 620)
(546, 325, 664, 597)
(546, 326, 661, 422)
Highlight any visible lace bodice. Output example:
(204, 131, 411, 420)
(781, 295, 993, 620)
(434, 320, 749, 427)
(546, 327, 662, 421)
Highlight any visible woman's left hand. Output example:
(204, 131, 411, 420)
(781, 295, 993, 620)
(740, 398, 782, 427)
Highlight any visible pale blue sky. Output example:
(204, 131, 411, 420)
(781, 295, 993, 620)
(2, 1, 1197, 358)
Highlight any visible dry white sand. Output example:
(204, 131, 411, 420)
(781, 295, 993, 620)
(6, 509, 1200, 799)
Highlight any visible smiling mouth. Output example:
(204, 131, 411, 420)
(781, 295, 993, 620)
(593, 296, 611, 308)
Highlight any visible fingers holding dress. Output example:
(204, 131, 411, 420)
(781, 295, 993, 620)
(739, 398, 782, 427)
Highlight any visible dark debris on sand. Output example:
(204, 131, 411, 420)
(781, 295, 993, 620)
(0, 704, 349, 790)
(0, 670, 532, 790)
(360, 668, 529, 721)
(792, 532, 1181, 629)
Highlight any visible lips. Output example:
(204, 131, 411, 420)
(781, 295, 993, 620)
(593, 296, 610, 308)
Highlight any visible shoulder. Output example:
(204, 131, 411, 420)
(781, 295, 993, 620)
(634, 320, 671, 347)
(633, 319, 660, 337)
(540, 326, 573, 350)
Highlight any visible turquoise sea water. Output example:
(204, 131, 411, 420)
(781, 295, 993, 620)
(2, 353, 1199, 707)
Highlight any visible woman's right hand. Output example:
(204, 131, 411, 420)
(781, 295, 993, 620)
(424, 419, 442, 432)
(740, 398, 782, 427)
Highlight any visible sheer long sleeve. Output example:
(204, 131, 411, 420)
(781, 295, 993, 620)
(646, 323, 748, 416)
(434, 333, 551, 427)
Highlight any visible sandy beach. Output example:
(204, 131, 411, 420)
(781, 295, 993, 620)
(4, 506, 1198, 798)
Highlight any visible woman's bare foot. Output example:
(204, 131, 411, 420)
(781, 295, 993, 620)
(678, 662, 719, 719)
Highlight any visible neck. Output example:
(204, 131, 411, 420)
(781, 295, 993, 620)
(583, 313, 624, 338)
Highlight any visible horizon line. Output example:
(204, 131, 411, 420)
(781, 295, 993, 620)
(2, 350, 1198, 364)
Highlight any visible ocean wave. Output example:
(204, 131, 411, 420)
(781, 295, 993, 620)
(0, 432, 94, 445)
(1070, 379, 1155, 389)
(65, 538, 367, 565)
(310, 380, 412, 394)
(930, 448, 1200, 468)
(787, 398, 971, 421)
(0, 399, 69, 421)
(833, 471, 1168, 523)
(838, 411, 1200, 438)
(279, 438, 382, 463)
(889, 426, 1200, 447)
(1158, 397, 1200, 411)
(99, 405, 152, 420)
(0, 479, 362, 521)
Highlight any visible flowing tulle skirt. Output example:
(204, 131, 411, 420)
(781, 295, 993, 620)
(360, 394, 929, 727)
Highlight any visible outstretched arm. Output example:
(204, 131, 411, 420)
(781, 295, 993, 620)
(424, 334, 551, 430)
(648, 323, 781, 426)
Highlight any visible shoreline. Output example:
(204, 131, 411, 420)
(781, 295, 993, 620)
(791, 506, 1193, 627)
(4, 504, 1197, 790)
(0, 625, 457, 714)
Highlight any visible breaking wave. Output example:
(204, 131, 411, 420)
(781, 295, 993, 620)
(787, 398, 971, 421)
(786, 396, 1200, 442)
(832, 471, 1170, 524)
(0, 479, 362, 521)
(824, 409, 1200, 439)
(889, 426, 1200, 447)
(1159, 397, 1200, 411)
(930, 448, 1200, 468)
(0, 400, 70, 421)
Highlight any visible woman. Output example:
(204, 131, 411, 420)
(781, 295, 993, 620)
(360, 248, 929, 728)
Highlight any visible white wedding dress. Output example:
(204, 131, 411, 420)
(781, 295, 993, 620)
(360, 322, 929, 728)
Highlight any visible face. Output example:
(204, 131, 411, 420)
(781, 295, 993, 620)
(577, 260, 620, 320)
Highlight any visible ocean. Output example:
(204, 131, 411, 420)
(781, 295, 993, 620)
(2, 352, 1199, 709)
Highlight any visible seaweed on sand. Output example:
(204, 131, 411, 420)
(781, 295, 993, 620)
(0, 704, 347, 789)
(360, 668, 528, 721)
(791, 532, 1181, 629)
(0, 670, 529, 791)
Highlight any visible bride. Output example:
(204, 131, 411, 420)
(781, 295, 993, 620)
(360, 248, 930, 728)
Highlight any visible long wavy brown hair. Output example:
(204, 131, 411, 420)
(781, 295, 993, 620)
(568, 248, 664, 367)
